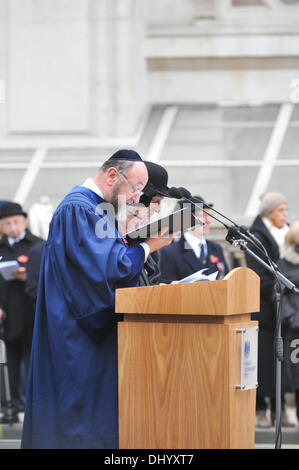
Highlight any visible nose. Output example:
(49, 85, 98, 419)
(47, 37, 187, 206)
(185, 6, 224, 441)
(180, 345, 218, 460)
(132, 193, 141, 204)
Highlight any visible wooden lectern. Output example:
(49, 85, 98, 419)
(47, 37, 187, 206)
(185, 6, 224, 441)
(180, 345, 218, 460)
(115, 267, 260, 449)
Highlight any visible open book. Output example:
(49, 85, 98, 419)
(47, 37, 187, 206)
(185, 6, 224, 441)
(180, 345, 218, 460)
(177, 269, 218, 284)
(0, 260, 19, 281)
(125, 206, 202, 244)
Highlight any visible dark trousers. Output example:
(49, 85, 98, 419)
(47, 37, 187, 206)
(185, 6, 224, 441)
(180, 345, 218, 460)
(4, 337, 31, 410)
(256, 395, 286, 413)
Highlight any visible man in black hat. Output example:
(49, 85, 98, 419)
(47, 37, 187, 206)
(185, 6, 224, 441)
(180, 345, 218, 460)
(0, 202, 44, 423)
(125, 161, 180, 285)
(159, 196, 229, 283)
(21, 149, 176, 449)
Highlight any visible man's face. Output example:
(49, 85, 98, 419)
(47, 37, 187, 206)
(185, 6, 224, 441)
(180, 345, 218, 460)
(149, 195, 163, 218)
(190, 208, 211, 239)
(109, 162, 148, 214)
(126, 194, 164, 231)
(1, 215, 27, 239)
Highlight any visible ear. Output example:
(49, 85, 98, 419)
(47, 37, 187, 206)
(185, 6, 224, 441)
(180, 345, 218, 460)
(106, 167, 119, 187)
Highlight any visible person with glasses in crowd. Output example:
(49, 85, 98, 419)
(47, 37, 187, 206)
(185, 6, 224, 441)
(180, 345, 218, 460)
(21, 149, 175, 450)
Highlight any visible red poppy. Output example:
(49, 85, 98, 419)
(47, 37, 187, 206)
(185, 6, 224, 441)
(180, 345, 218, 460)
(217, 262, 224, 271)
(18, 254, 29, 263)
(210, 255, 219, 264)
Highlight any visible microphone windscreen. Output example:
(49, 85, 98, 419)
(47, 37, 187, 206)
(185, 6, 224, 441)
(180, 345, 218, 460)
(178, 187, 192, 198)
(168, 187, 183, 199)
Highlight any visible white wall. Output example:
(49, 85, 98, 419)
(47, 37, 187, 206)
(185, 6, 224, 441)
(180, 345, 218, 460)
(1, 0, 299, 138)
(146, 0, 299, 105)
(0, 0, 148, 138)
(8, 0, 89, 133)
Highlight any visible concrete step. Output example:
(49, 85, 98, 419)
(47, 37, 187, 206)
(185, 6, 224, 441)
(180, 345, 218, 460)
(1, 409, 299, 449)
(255, 406, 299, 448)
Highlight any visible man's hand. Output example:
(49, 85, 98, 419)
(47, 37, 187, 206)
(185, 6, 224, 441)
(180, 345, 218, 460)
(12, 267, 27, 281)
(146, 227, 180, 255)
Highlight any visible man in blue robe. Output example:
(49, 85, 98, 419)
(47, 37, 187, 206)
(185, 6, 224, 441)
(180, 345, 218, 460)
(21, 149, 172, 449)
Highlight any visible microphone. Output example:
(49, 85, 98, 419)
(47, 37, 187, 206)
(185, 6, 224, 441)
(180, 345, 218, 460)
(176, 187, 270, 259)
(176, 187, 230, 229)
(168, 187, 184, 199)
(138, 186, 184, 207)
(178, 187, 192, 199)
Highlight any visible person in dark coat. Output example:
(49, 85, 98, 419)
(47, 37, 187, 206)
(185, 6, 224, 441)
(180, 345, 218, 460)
(159, 196, 229, 283)
(25, 240, 45, 304)
(0, 202, 44, 423)
(245, 191, 295, 428)
(278, 220, 299, 422)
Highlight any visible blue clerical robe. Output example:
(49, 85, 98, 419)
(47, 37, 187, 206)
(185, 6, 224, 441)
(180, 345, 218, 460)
(21, 186, 145, 449)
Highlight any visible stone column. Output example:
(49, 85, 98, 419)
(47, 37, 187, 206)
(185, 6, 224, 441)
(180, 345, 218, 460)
(89, 0, 148, 137)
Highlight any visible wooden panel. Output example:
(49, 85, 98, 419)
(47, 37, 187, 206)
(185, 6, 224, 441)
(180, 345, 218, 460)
(118, 321, 231, 449)
(117, 268, 258, 449)
(118, 318, 257, 449)
(115, 267, 260, 317)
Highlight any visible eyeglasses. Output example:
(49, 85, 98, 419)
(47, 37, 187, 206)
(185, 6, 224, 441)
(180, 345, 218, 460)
(119, 172, 144, 196)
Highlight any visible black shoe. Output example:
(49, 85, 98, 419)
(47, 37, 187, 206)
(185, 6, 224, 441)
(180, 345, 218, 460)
(14, 399, 25, 413)
(0, 413, 19, 424)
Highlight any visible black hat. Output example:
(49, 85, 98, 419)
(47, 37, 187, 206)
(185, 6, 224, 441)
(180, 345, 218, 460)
(0, 200, 9, 210)
(0, 202, 27, 220)
(108, 149, 143, 162)
(142, 161, 171, 198)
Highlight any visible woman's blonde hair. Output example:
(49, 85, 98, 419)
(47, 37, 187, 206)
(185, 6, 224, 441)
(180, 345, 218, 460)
(284, 220, 299, 247)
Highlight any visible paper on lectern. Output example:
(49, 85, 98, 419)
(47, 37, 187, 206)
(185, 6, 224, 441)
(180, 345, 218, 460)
(177, 268, 218, 284)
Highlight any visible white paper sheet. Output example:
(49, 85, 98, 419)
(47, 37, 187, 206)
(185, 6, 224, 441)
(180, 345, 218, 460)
(0, 261, 19, 281)
(177, 268, 218, 284)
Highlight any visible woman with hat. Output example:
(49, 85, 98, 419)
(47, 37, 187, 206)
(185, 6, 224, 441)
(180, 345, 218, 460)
(245, 191, 295, 427)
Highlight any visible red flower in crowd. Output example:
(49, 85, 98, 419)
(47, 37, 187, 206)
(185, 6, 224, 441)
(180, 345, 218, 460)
(18, 254, 29, 263)
(217, 261, 224, 271)
(210, 255, 219, 264)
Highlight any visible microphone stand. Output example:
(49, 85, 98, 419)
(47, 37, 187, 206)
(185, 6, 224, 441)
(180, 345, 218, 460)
(178, 190, 299, 449)
(225, 226, 299, 449)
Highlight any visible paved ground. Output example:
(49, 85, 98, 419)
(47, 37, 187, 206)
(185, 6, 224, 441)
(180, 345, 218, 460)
(1, 408, 299, 450)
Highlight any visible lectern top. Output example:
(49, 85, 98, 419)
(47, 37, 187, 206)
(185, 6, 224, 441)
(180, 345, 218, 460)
(115, 267, 260, 317)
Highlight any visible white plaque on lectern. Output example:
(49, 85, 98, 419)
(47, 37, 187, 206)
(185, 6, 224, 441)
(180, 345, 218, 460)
(236, 326, 258, 391)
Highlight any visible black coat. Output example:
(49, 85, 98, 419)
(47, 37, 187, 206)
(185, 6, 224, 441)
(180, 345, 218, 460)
(245, 215, 279, 330)
(139, 251, 162, 286)
(278, 246, 299, 391)
(0, 230, 44, 342)
(245, 215, 286, 397)
(278, 247, 299, 331)
(159, 236, 229, 283)
(25, 240, 46, 301)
